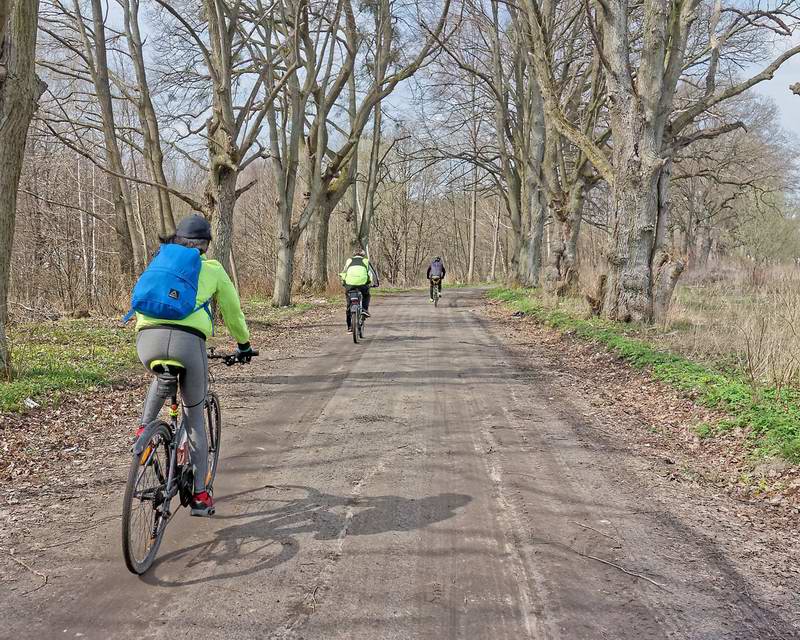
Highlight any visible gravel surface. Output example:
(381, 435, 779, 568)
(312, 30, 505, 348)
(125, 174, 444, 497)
(1, 289, 797, 639)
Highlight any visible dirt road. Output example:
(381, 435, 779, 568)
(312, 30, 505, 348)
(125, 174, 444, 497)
(3, 290, 797, 639)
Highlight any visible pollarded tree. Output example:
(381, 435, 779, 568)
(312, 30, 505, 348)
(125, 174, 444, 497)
(526, 0, 800, 323)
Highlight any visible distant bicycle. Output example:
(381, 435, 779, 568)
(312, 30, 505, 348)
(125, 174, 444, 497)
(347, 288, 366, 343)
(430, 277, 442, 307)
(121, 348, 257, 574)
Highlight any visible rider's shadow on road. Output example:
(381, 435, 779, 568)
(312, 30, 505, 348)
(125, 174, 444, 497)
(142, 486, 471, 587)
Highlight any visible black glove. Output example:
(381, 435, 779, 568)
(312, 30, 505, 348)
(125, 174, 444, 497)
(236, 342, 254, 363)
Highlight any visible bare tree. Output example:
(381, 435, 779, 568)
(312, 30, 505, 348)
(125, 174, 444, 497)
(118, 0, 175, 237)
(266, 0, 453, 305)
(525, 0, 800, 322)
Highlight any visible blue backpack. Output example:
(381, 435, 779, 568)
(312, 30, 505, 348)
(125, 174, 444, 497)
(123, 244, 210, 323)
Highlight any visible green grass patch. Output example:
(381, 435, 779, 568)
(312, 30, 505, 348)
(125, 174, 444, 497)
(2, 320, 138, 412)
(489, 287, 800, 463)
(1, 296, 328, 413)
(241, 295, 314, 325)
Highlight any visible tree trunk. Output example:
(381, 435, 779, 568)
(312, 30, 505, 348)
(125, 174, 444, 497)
(301, 201, 334, 291)
(544, 182, 585, 295)
(272, 236, 296, 307)
(311, 205, 332, 290)
(697, 230, 713, 269)
(77, 0, 144, 276)
(511, 174, 545, 287)
(207, 166, 238, 274)
(204, 0, 239, 275)
(601, 102, 664, 323)
(123, 0, 174, 238)
(467, 167, 477, 282)
(651, 159, 685, 325)
(602, 175, 660, 322)
(0, 0, 44, 376)
(491, 197, 500, 280)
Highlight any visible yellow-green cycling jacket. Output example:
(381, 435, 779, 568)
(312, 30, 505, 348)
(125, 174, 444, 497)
(135, 255, 250, 343)
(339, 256, 372, 286)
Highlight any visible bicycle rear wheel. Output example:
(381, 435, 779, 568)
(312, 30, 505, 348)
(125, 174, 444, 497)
(352, 309, 359, 343)
(122, 422, 173, 574)
(204, 392, 222, 490)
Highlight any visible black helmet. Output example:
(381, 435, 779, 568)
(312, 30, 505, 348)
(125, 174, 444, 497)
(434, 256, 441, 262)
(175, 214, 212, 240)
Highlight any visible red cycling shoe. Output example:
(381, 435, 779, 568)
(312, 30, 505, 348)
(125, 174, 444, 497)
(190, 491, 215, 517)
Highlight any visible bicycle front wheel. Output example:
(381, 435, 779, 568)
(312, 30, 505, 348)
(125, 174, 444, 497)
(122, 422, 173, 574)
(204, 392, 222, 490)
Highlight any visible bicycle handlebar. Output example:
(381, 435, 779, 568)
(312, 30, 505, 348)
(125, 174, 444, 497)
(208, 348, 259, 366)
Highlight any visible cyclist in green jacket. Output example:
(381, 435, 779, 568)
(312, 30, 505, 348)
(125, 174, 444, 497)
(339, 249, 372, 332)
(134, 214, 254, 516)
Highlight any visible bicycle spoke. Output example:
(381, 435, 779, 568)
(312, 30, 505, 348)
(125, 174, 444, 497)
(123, 434, 171, 571)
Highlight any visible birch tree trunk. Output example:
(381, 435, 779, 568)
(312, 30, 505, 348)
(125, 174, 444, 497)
(0, 0, 45, 376)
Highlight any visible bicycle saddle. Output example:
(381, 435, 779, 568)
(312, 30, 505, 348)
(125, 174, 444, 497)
(149, 359, 185, 398)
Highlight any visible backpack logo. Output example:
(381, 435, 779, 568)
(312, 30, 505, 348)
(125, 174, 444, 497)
(169, 289, 180, 300)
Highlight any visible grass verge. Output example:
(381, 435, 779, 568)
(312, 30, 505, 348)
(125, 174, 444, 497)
(2, 297, 326, 413)
(2, 320, 138, 413)
(488, 287, 800, 463)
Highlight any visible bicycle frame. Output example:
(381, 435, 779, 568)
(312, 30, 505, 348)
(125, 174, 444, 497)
(348, 289, 363, 314)
(123, 348, 256, 574)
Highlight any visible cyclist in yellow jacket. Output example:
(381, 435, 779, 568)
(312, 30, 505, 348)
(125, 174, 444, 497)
(339, 248, 372, 332)
(134, 214, 254, 516)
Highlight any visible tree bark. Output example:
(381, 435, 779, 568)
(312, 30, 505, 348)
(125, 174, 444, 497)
(651, 159, 685, 324)
(308, 202, 333, 290)
(491, 197, 500, 280)
(206, 165, 238, 273)
(467, 167, 477, 282)
(300, 200, 334, 292)
(544, 182, 585, 295)
(0, 0, 45, 376)
(272, 235, 296, 307)
(203, 0, 241, 274)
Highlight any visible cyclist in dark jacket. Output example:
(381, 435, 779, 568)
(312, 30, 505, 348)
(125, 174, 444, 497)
(427, 257, 446, 301)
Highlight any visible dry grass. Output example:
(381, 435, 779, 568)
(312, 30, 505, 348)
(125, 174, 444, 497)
(663, 262, 800, 391)
(538, 258, 800, 392)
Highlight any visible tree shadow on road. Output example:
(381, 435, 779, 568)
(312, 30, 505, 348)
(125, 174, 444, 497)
(141, 485, 471, 587)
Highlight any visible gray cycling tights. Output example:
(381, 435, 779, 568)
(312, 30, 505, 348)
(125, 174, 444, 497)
(136, 328, 208, 493)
